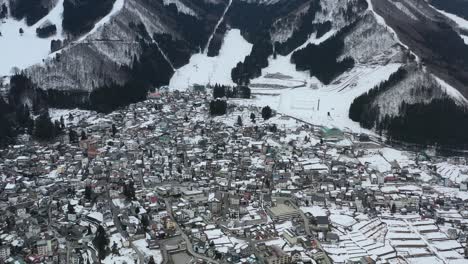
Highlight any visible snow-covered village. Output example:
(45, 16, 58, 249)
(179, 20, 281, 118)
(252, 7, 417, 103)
(0, 86, 468, 264)
(3, 0, 468, 263)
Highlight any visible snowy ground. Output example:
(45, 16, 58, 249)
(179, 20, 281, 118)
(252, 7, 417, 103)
(236, 62, 401, 133)
(169, 29, 253, 89)
(0, 0, 64, 75)
(0, 0, 125, 76)
(49, 108, 96, 127)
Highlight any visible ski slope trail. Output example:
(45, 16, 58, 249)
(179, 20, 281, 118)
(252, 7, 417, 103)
(204, 0, 233, 54)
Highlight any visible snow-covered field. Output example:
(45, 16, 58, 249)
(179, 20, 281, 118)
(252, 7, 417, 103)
(0, 0, 64, 75)
(169, 29, 253, 89)
(237, 63, 401, 133)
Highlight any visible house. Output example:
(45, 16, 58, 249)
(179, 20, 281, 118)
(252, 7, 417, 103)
(315, 216, 330, 231)
(267, 204, 300, 221)
(256, 244, 290, 264)
(37, 239, 53, 256)
(0, 245, 11, 261)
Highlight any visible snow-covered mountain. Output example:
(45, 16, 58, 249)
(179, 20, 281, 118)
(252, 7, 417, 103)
(1, 0, 468, 144)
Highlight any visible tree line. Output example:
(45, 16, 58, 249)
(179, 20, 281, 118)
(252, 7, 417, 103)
(290, 21, 358, 85)
(9, 0, 50, 26)
(62, 0, 116, 36)
(349, 67, 468, 147)
(213, 84, 251, 99)
(349, 67, 408, 129)
(0, 74, 67, 147)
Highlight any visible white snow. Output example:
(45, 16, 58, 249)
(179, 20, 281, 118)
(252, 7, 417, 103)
(77, 0, 125, 42)
(239, 63, 401, 133)
(169, 29, 253, 89)
(330, 214, 356, 227)
(394, 2, 418, 21)
(133, 238, 163, 264)
(0, 0, 65, 76)
(163, 0, 197, 16)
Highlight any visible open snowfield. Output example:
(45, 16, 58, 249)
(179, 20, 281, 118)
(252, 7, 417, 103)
(169, 29, 253, 89)
(0, 0, 64, 75)
(237, 63, 401, 133)
(0, 0, 126, 76)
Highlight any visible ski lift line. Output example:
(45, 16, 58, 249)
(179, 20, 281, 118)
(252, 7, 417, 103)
(151, 38, 176, 71)
(204, 0, 233, 54)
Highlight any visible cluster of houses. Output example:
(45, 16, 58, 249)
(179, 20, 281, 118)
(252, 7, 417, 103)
(0, 88, 468, 264)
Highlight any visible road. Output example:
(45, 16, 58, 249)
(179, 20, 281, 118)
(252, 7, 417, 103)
(164, 199, 219, 264)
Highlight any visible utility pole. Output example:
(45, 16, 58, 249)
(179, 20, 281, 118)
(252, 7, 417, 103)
(317, 99, 320, 111)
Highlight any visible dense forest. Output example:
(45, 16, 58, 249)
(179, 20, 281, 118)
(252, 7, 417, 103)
(430, 0, 468, 20)
(36, 24, 57, 38)
(348, 67, 468, 147)
(0, 3, 8, 19)
(290, 22, 357, 84)
(227, 0, 309, 85)
(231, 31, 273, 85)
(210, 99, 227, 116)
(0, 74, 63, 147)
(90, 37, 174, 113)
(153, 32, 193, 69)
(159, 1, 226, 55)
(381, 98, 468, 148)
(349, 67, 408, 128)
(9, 0, 50, 26)
(207, 21, 228, 57)
(213, 84, 251, 99)
(62, 0, 116, 36)
(274, 0, 322, 56)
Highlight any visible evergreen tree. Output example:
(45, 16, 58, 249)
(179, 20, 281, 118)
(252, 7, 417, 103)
(34, 112, 55, 140)
(68, 202, 76, 214)
(60, 115, 65, 129)
(261, 106, 273, 120)
(84, 185, 93, 200)
(112, 124, 117, 137)
(213, 85, 226, 99)
(69, 128, 78, 143)
(209, 100, 227, 116)
(148, 256, 156, 264)
(237, 116, 243, 127)
(250, 113, 256, 122)
(111, 241, 119, 256)
(81, 131, 88, 140)
(93, 225, 109, 261)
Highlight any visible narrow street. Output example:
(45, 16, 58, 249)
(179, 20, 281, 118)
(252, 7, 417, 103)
(164, 199, 219, 264)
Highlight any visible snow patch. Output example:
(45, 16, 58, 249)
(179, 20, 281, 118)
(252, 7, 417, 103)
(163, 0, 197, 16)
(0, 0, 65, 76)
(169, 29, 253, 89)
